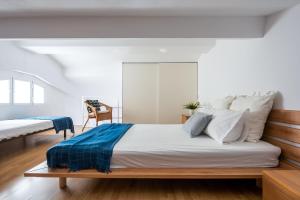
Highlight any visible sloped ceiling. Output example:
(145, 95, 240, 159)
(18, 39, 216, 78)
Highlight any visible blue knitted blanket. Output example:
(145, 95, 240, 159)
(47, 123, 133, 172)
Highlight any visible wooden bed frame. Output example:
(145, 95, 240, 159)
(24, 109, 300, 189)
(0, 128, 68, 142)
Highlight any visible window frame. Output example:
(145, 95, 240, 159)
(0, 78, 12, 105)
(0, 76, 46, 105)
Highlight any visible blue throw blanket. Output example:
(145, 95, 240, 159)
(29, 116, 75, 133)
(47, 123, 133, 172)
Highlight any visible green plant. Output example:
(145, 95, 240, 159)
(183, 101, 200, 110)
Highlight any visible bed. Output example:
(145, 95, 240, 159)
(0, 120, 53, 141)
(0, 116, 75, 141)
(24, 109, 300, 189)
(111, 124, 280, 168)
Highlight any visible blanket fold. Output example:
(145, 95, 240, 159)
(47, 123, 133, 172)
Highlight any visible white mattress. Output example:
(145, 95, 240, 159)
(111, 124, 281, 168)
(0, 120, 54, 141)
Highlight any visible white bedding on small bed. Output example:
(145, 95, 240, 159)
(111, 124, 281, 168)
(0, 120, 54, 141)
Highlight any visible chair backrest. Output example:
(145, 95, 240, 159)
(85, 100, 101, 113)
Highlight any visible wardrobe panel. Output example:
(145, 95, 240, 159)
(123, 62, 197, 124)
(122, 63, 158, 123)
(158, 63, 198, 123)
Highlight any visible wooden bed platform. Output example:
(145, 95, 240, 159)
(25, 162, 286, 189)
(24, 109, 300, 189)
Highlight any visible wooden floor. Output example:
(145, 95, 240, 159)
(0, 128, 261, 200)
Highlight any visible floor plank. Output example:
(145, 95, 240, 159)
(0, 127, 261, 200)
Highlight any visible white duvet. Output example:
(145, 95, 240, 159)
(0, 120, 54, 141)
(111, 124, 281, 168)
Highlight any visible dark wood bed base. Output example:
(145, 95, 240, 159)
(24, 109, 300, 189)
(0, 128, 68, 143)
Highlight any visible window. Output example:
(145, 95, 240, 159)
(33, 84, 45, 104)
(2, 78, 46, 104)
(0, 80, 10, 103)
(13, 80, 31, 104)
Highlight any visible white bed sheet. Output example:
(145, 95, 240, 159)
(0, 120, 54, 141)
(111, 124, 281, 168)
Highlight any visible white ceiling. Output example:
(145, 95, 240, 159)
(0, 0, 299, 17)
(17, 39, 216, 78)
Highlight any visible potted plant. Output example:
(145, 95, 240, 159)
(183, 101, 200, 115)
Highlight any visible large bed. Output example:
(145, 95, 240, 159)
(111, 124, 280, 168)
(25, 109, 300, 189)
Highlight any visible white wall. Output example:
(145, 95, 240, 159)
(66, 63, 123, 126)
(1, 4, 300, 124)
(0, 42, 121, 125)
(0, 71, 67, 120)
(0, 42, 74, 93)
(198, 5, 300, 109)
(0, 42, 75, 120)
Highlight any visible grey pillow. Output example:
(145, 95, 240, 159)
(182, 112, 212, 137)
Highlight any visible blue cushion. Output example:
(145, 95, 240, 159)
(86, 100, 101, 113)
(182, 112, 212, 137)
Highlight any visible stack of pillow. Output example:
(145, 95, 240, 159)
(183, 91, 277, 144)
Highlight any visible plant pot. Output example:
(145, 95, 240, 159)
(188, 109, 195, 116)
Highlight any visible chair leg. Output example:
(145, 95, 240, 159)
(82, 118, 89, 132)
(96, 121, 98, 126)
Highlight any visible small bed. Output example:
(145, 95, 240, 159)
(0, 119, 53, 141)
(0, 116, 75, 142)
(25, 109, 300, 189)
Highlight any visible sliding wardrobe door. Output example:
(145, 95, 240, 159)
(123, 62, 197, 124)
(158, 63, 198, 123)
(123, 63, 159, 123)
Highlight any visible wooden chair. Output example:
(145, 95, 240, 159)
(82, 100, 113, 131)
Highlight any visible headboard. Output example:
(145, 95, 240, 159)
(263, 109, 300, 169)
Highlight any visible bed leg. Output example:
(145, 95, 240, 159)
(256, 178, 262, 188)
(59, 177, 67, 189)
(63, 130, 66, 140)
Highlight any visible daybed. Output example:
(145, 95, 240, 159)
(0, 116, 74, 141)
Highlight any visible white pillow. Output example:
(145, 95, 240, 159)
(200, 96, 235, 110)
(230, 91, 276, 142)
(211, 96, 236, 110)
(204, 109, 246, 144)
